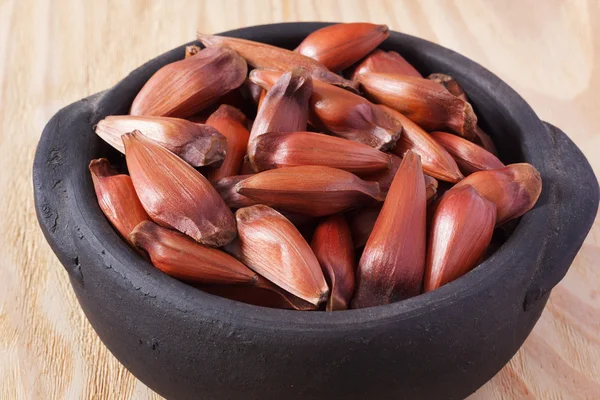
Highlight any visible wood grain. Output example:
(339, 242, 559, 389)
(1, 0, 598, 398)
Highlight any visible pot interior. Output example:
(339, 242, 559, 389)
(85, 23, 538, 314)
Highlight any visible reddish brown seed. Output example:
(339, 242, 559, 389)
(425, 73, 499, 154)
(213, 175, 256, 209)
(89, 159, 150, 242)
(295, 23, 389, 72)
(247, 68, 313, 169)
(219, 238, 316, 311)
(453, 163, 542, 225)
(308, 81, 402, 151)
(424, 185, 497, 292)
(311, 214, 356, 311)
(95, 115, 227, 167)
(429, 131, 504, 174)
(236, 166, 383, 217)
(249, 69, 312, 139)
(235, 205, 329, 305)
(252, 131, 391, 175)
(383, 106, 463, 182)
(205, 105, 250, 181)
(122, 130, 236, 247)
(197, 33, 358, 92)
(349, 49, 422, 79)
(130, 46, 247, 118)
(425, 73, 498, 154)
(250, 69, 402, 151)
(129, 221, 256, 285)
(358, 72, 478, 139)
(352, 151, 427, 308)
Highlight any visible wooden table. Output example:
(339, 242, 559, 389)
(1, 1, 598, 398)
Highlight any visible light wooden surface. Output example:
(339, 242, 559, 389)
(1, 0, 598, 398)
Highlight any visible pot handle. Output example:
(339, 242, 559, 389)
(33, 93, 104, 284)
(523, 122, 599, 310)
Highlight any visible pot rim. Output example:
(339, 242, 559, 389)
(33, 22, 593, 332)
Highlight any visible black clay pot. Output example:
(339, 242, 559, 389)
(33, 22, 598, 400)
